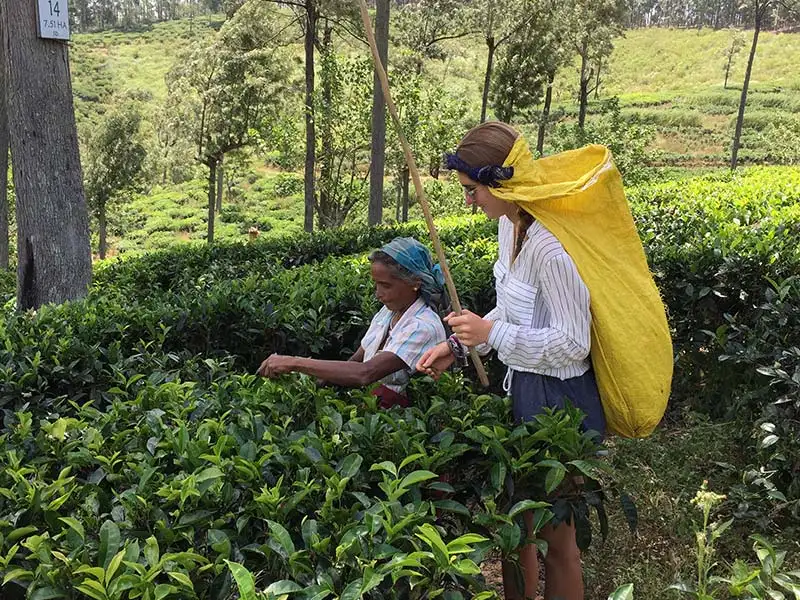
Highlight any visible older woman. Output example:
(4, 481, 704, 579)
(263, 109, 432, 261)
(257, 237, 446, 408)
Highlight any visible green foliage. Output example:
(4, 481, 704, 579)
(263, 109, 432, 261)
(550, 98, 657, 184)
(316, 50, 373, 228)
(490, 0, 569, 124)
(165, 0, 291, 167)
(273, 173, 304, 198)
(667, 484, 800, 600)
(0, 366, 609, 598)
(84, 104, 147, 214)
(393, 0, 472, 71)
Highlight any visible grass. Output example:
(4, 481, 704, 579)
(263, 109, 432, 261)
(582, 414, 800, 599)
(601, 28, 800, 94)
(437, 27, 800, 165)
(102, 167, 306, 257)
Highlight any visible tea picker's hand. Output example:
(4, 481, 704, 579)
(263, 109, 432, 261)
(417, 342, 455, 379)
(257, 354, 297, 378)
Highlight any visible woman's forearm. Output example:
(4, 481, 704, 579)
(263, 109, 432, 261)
(291, 357, 378, 387)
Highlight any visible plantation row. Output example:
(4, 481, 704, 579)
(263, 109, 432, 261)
(0, 370, 613, 600)
(91, 216, 497, 295)
(0, 167, 798, 596)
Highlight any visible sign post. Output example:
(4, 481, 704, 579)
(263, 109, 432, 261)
(36, 0, 70, 40)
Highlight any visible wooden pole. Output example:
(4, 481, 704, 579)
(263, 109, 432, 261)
(358, 0, 490, 387)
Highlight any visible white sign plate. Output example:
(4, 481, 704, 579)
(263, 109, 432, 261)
(37, 0, 71, 40)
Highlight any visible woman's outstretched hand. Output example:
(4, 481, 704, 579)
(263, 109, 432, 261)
(256, 354, 297, 378)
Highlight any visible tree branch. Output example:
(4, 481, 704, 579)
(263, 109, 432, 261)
(425, 29, 476, 47)
(261, 0, 307, 10)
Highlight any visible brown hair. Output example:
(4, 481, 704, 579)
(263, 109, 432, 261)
(456, 121, 519, 168)
(456, 121, 532, 263)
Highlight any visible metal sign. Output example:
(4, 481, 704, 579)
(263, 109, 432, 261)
(36, 0, 70, 40)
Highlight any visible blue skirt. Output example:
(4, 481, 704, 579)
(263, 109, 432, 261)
(510, 368, 606, 438)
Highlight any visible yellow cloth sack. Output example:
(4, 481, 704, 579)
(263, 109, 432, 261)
(492, 139, 672, 437)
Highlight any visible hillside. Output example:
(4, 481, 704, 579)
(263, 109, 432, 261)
(64, 21, 800, 256)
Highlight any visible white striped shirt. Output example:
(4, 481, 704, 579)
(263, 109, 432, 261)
(361, 297, 446, 394)
(478, 216, 591, 381)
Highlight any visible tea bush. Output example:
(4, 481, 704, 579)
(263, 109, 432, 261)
(1, 167, 799, 598)
(0, 371, 614, 599)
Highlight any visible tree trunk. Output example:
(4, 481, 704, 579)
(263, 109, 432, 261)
(216, 155, 224, 212)
(207, 160, 216, 243)
(303, 0, 317, 233)
(480, 37, 496, 124)
(537, 72, 555, 156)
(98, 200, 107, 260)
(395, 177, 401, 222)
(401, 166, 409, 222)
(475, 34, 496, 215)
(0, 17, 9, 271)
(731, 8, 762, 170)
(318, 22, 333, 229)
(578, 42, 590, 131)
(368, 0, 389, 226)
(5, 0, 92, 309)
(594, 56, 603, 99)
(724, 51, 733, 89)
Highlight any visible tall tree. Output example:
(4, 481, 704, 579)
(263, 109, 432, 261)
(258, 0, 363, 233)
(316, 51, 373, 228)
(730, 0, 796, 169)
(490, 0, 568, 142)
(563, 0, 626, 131)
(303, 0, 318, 232)
(722, 27, 746, 89)
(478, 0, 532, 123)
(169, 0, 289, 242)
(394, 0, 473, 75)
(84, 105, 146, 259)
(368, 0, 390, 226)
(3, 0, 92, 309)
(385, 73, 468, 222)
(0, 16, 9, 270)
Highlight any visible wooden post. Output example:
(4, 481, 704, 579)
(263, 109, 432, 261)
(358, 0, 490, 387)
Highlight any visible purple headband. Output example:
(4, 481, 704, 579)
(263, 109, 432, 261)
(444, 152, 514, 188)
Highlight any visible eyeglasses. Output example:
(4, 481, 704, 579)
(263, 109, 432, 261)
(463, 185, 478, 198)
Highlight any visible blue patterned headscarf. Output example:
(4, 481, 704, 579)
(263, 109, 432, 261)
(377, 237, 445, 309)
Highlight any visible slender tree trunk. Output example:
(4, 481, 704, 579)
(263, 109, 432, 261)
(578, 42, 590, 131)
(480, 37, 496, 123)
(207, 160, 216, 243)
(395, 177, 401, 222)
(731, 8, 763, 170)
(216, 154, 224, 212)
(537, 71, 555, 155)
(476, 36, 497, 216)
(303, 0, 317, 233)
(98, 200, 107, 260)
(594, 57, 602, 99)
(401, 166, 409, 222)
(318, 22, 333, 229)
(368, 0, 389, 226)
(0, 17, 9, 270)
(5, 0, 92, 309)
(724, 51, 733, 89)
